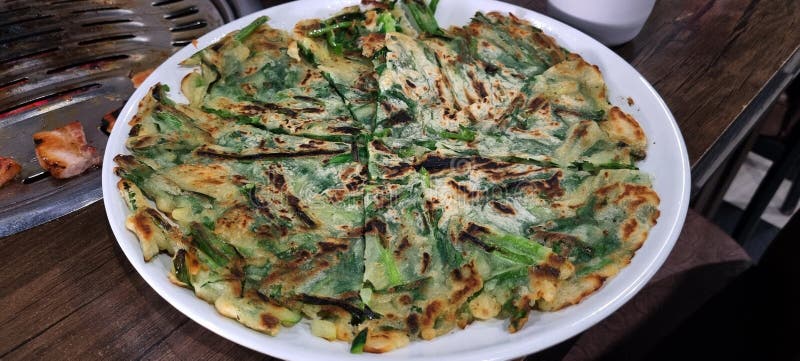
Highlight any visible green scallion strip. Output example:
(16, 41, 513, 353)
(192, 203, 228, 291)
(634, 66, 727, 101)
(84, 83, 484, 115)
(190, 223, 229, 268)
(377, 12, 397, 33)
(327, 153, 354, 166)
(173, 249, 192, 287)
(234, 16, 269, 42)
(440, 126, 476, 141)
(350, 329, 368, 353)
(429, 0, 440, 13)
(379, 246, 404, 287)
(307, 21, 354, 37)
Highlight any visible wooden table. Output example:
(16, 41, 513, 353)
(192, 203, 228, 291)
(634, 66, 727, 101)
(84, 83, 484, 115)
(2, 0, 797, 360)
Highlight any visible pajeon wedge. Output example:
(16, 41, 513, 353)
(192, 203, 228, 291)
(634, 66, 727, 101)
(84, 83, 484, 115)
(472, 55, 647, 169)
(116, 3, 660, 354)
(367, 8, 644, 171)
(181, 17, 360, 140)
(292, 7, 379, 130)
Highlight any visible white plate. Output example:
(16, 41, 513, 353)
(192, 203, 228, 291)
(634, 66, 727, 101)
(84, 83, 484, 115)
(102, 1, 690, 360)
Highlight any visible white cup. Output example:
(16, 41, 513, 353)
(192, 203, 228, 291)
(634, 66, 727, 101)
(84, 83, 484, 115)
(546, 0, 657, 46)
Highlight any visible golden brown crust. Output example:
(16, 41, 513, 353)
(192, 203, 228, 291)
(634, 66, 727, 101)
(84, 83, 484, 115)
(364, 329, 410, 353)
(360, 33, 386, 58)
(538, 179, 660, 311)
(602, 107, 648, 158)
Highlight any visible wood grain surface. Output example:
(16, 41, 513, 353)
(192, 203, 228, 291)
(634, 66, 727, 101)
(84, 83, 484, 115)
(525, 0, 800, 171)
(1, 0, 793, 360)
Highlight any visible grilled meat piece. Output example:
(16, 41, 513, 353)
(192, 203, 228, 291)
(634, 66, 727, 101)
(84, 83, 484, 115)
(33, 121, 100, 179)
(0, 157, 21, 187)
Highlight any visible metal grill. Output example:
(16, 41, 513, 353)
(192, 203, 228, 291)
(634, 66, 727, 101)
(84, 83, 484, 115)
(0, 0, 232, 236)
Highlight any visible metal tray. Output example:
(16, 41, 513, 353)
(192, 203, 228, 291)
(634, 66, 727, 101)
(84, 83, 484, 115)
(0, 0, 233, 236)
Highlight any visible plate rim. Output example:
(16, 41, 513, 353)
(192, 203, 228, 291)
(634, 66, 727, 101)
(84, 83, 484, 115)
(102, 1, 691, 360)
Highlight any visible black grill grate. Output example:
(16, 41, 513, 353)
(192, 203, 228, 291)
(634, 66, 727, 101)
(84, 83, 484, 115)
(0, 0, 230, 236)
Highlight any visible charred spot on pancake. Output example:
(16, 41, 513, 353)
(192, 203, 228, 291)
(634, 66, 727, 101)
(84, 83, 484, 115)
(395, 236, 411, 255)
(533, 264, 561, 279)
(484, 62, 499, 75)
(527, 96, 545, 112)
(407, 313, 420, 334)
(128, 124, 141, 136)
(415, 154, 456, 174)
(365, 219, 388, 235)
(447, 179, 479, 198)
(331, 126, 361, 134)
(267, 171, 286, 189)
(260, 314, 280, 329)
(370, 140, 392, 153)
(298, 139, 325, 149)
(466, 70, 488, 99)
(457, 224, 497, 253)
(421, 252, 431, 273)
(319, 241, 350, 253)
(287, 194, 317, 228)
(490, 201, 515, 214)
(131, 212, 154, 239)
(384, 110, 414, 126)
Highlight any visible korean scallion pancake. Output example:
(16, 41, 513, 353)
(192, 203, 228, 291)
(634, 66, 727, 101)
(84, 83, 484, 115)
(116, 2, 659, 354)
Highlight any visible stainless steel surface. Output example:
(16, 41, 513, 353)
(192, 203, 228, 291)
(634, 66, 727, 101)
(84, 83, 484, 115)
(213, 0, 264, 18)
(0, 0, 228, 237)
